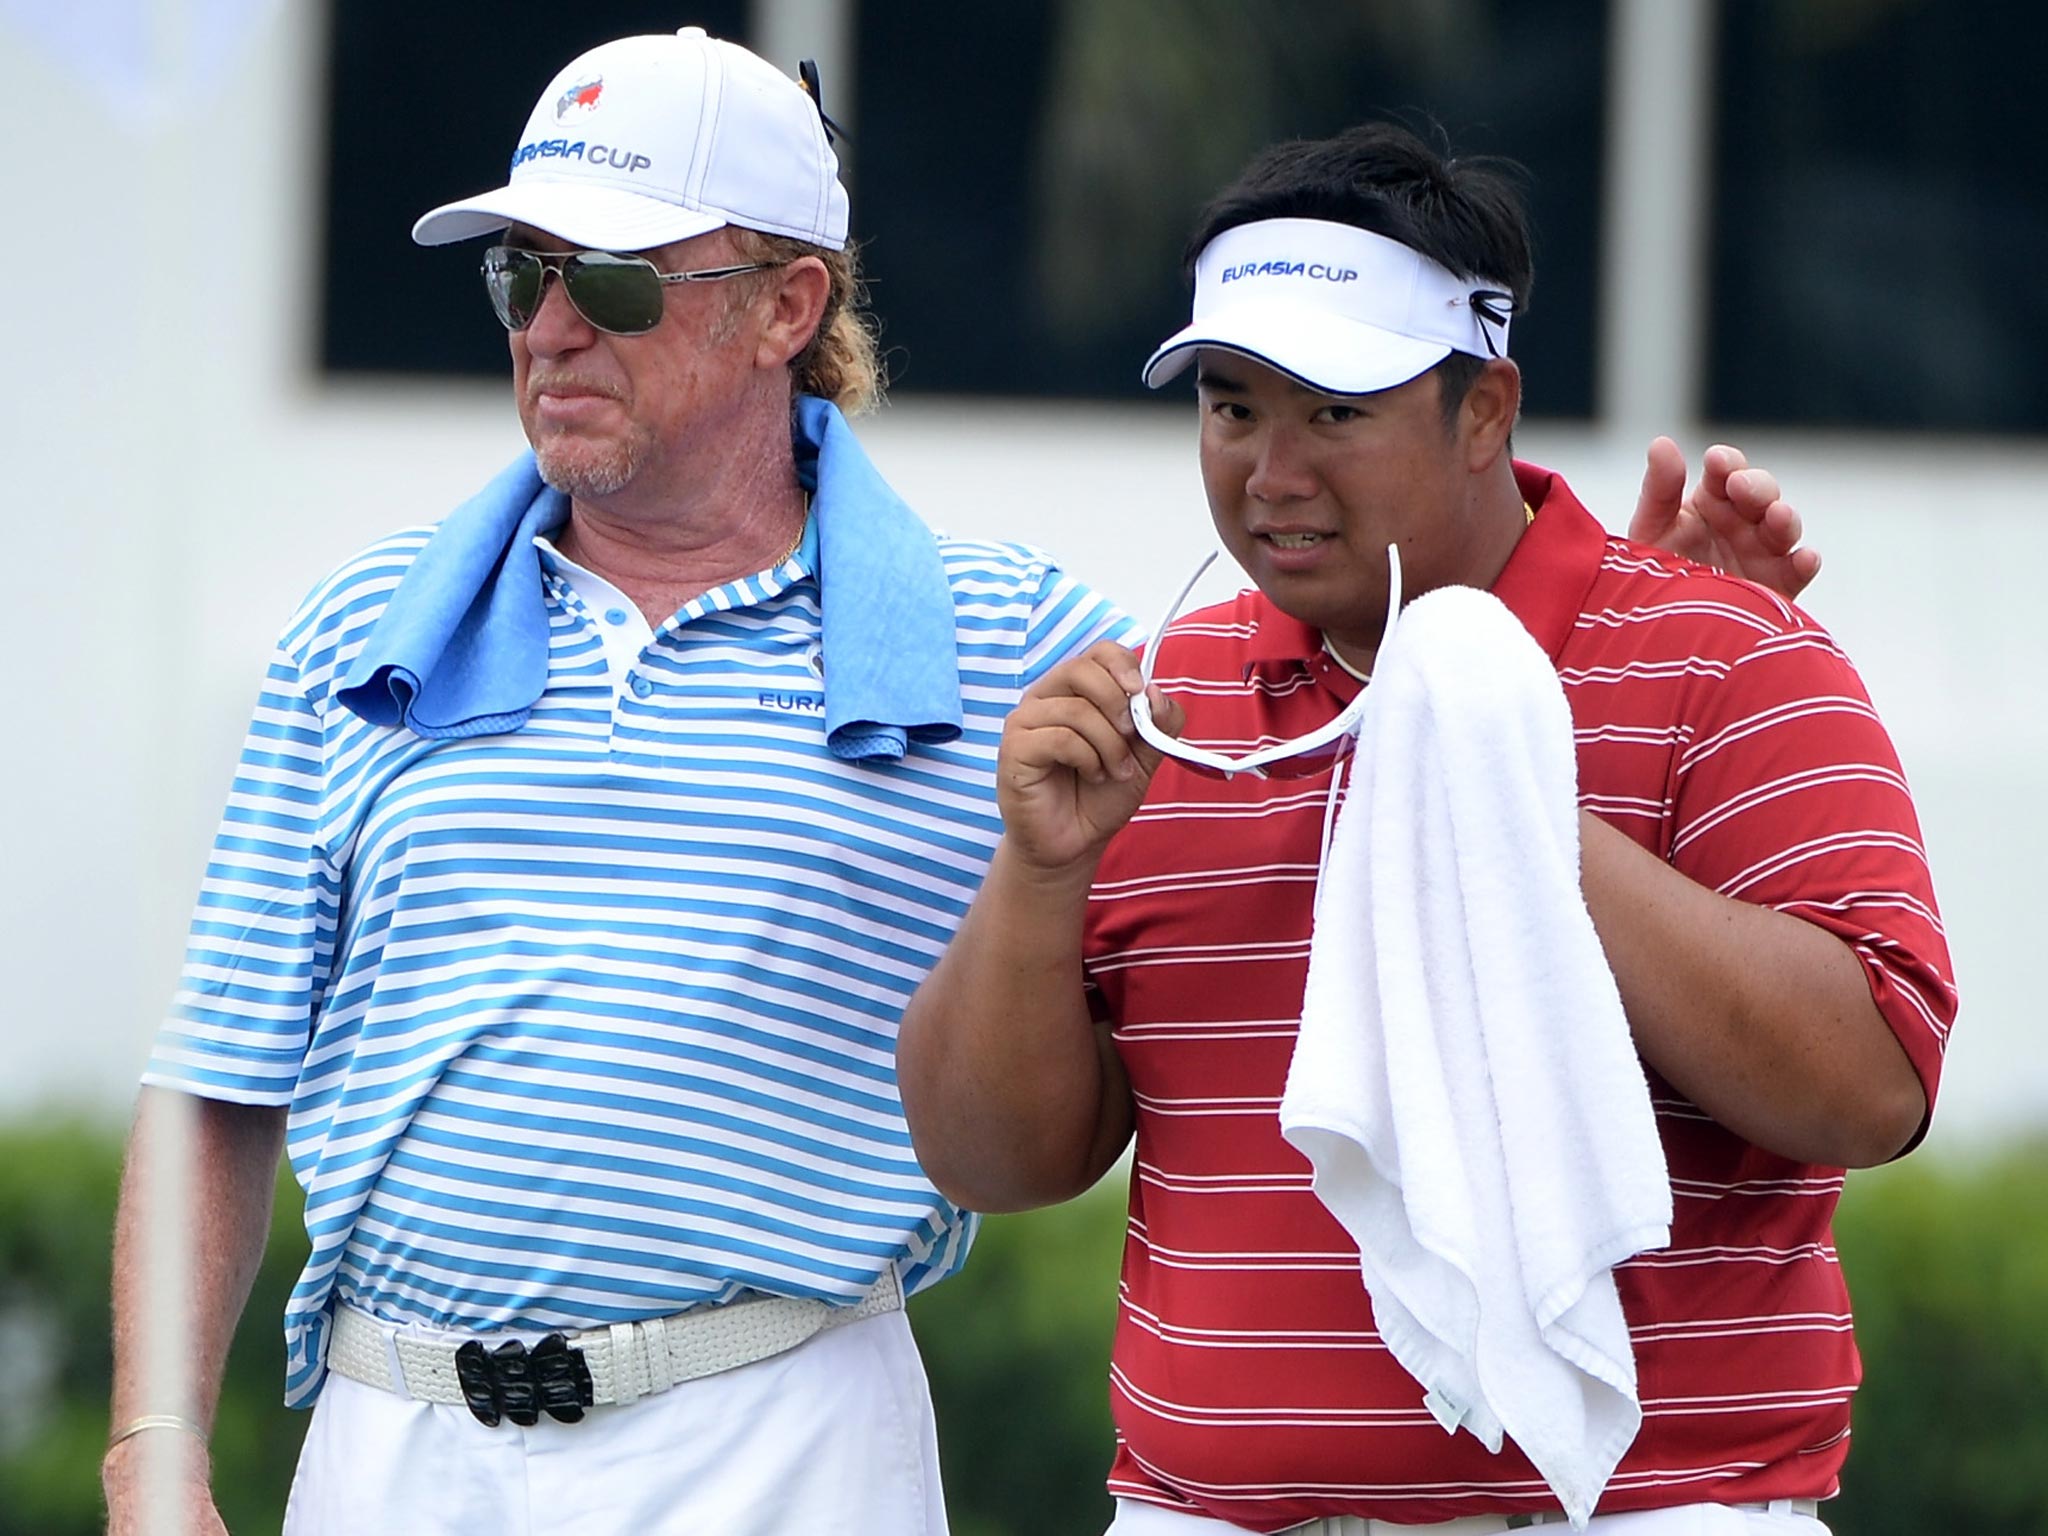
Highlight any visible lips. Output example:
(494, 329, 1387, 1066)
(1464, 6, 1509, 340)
(1252, 527, 1337, 547)
(526, 377, 625, 431)
(1243, 526, 1342, 574)
(529, 377, 620, 405)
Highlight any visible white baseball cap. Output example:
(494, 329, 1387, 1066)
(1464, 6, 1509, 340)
(412, 27, 849, 252)
(1142, 217, 1513, 395)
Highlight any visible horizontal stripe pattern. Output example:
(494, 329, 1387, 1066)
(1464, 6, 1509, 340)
(149, 526, 1132, 1404)
(1082, 470, 1954, 1532)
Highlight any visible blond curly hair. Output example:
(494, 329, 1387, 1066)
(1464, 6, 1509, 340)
(726, 229, 886, 417)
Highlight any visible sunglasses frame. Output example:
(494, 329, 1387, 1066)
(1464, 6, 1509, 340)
(481, 246, 777, 336)
(1130, 543, 1402, 780)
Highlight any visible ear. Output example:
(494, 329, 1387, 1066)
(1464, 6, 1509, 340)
(752, 256, 832, 371)
(1459, 358, 1521, 473)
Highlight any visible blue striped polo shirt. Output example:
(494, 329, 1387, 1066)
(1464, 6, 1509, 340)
(146, 514, 1134, 1404)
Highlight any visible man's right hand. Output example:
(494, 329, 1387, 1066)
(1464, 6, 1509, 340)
(996, 641, 1184, 873)
(102, 1431, 228, 1536)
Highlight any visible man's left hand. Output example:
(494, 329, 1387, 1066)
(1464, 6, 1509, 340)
(1629, 437, 1821, 602)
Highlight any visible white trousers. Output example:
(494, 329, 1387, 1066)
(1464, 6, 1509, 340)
(283, 1310, 948, 1536)
(1106, 1497, 1830, 1536)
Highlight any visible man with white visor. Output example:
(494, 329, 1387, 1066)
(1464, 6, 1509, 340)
(900, 122, 1954, 1535)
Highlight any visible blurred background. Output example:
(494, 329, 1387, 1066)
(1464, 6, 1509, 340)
(3, 0, 2043, 1531)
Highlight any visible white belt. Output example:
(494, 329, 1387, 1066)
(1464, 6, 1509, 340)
(326, 1269, 903, 1421)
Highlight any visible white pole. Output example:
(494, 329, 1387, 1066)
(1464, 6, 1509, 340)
(752, 0, 857, 186)
(1597, 0, 1717, 440)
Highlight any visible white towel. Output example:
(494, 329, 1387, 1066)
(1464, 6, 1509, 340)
(1279, 584, 1672, 1529)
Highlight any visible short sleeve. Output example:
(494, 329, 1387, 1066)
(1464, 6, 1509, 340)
(1020, 568, 1142, 690)
(144, 646, 340, 1104)
(1666, 622, 1956, 1128)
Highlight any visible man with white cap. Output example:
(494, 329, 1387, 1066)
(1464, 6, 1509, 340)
(899, 123, 1954, 1533)
(101, 27, 1141, 1536)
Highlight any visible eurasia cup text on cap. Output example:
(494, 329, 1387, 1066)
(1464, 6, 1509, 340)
(412, 27, 849, 253)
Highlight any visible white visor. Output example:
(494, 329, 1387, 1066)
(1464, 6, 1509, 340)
(1143, 217, 1511, 395)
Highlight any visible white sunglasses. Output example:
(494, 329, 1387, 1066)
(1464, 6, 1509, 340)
(1129, 543, 1402, 779)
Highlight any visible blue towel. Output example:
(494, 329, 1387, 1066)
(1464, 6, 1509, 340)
(336, 396, 964, 762)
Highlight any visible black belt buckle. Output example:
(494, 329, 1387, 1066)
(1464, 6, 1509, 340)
(454, 1332, 595, 1426)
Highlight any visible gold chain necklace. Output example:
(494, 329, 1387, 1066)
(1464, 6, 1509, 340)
(772, 492, 811, 569)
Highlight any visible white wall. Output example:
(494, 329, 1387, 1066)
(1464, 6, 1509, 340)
(4, 3, 2040, 1150)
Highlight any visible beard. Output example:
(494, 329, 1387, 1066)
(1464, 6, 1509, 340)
(519, 370, 652, 500)
(532, 431, 645, 499)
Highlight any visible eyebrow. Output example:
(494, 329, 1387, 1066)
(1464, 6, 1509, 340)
(1195, 365, 1368, 408)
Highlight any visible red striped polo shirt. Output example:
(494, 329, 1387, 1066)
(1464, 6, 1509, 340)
(1082, 463, 1955, 1531)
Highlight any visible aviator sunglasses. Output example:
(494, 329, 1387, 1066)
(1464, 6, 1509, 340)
(1130, 543, 1403, 780)
(481, 246, 776, 336)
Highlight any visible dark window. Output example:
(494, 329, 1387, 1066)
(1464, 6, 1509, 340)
(320, 1, 748, 377)
(851, 0, 1607, 414)
(1708, 2, 2045, 432)
(319, 1, 1606, 417)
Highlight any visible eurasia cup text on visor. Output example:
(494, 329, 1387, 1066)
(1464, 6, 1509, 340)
(1142, 218, 1512, 396)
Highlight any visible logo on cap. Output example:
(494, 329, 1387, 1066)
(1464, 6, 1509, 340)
(1219, 260, 1358, 285)
(555, 77, 603, 121)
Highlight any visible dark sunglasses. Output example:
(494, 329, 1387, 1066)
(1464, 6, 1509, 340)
(480, 246, 776, 336)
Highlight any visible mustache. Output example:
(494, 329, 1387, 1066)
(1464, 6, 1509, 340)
(525, 374, 624, 405)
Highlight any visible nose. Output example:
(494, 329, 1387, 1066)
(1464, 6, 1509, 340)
(519, 267, 597, 358)
(1245, 424, 1318, 504)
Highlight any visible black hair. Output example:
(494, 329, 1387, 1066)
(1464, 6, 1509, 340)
(1187, 122, 1533, 421)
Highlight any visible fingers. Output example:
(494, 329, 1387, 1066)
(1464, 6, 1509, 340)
(1699, 441, 1747, 487)
(1698, 444, 1819, 601)
(1750, 496, 1801, 556)
(1014, 693, 1143, 784)
(1716, 464, 1786, 527)
(997, 643, 1175, 872)
(1143, 684, 1186, 741)
(1716, 452, 1807, 566)
(1011, 643, 1151, 784)
(1786, 544, 1821, 599)
(1627, 435, 1688, 544)
(1023, 641, 1144, 719)
(1727, 465, 1783, 512)
(1705, 446, 1789, 521)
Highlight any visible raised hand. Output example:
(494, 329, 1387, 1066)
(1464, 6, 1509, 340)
(997, 641, 1184, 874)
(1629, 437, 1821, 602)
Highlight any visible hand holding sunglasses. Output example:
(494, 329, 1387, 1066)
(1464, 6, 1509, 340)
(481, 245, 777, 336)
(1130, 543, 1403, 780)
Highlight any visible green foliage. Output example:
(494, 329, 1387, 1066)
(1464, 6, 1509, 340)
(4, 1122, 2045, 1535)
(0, 1119, 306, 1536)
(909, 1178, 1130, 1536)
(1830, 1142, 2048, 1536)
(0, 1121, 124, 1534)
